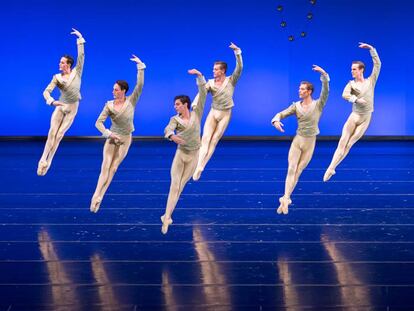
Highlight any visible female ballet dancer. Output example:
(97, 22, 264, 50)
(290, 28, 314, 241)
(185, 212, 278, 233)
(323, 42, 381, 182)
(38, 28, 85, 176)
(272, 65, 329, 214)
(161, 69, 207, 234)
(90, 55, 145, 213)
(192, 42, 243, 181)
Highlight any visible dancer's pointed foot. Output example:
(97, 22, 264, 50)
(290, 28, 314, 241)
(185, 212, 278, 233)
(323, 168, 336, 182)
(277, 196, 291, 215)
(90, 196, 102, 213)
(192, 167, 203, 181)
(161, 215, 173, 234)
(37, 160, 48, 176)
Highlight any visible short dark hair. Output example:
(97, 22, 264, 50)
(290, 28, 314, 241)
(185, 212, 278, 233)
(62, 55, 74, 68)
(174, 95, 191, 109)
(352, 61, 365, 72)
(115, 80, 129, 93)
(214, 61, 227, 73)
(300, 81, 314, 94)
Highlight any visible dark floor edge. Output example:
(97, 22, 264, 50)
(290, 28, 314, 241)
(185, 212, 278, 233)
(1, 135, 414, 141)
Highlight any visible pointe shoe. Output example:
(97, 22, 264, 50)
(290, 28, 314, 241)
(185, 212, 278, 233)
(192, 168, 203, 181)
(90, 197, 102, 213)
(323, 168, 336, 182)
(37, 160, 48, 176)
(278, 196, 292, 215)
(161, 215, 173, 235)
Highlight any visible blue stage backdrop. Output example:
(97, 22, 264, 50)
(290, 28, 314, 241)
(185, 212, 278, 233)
(1, 0, 413, 136)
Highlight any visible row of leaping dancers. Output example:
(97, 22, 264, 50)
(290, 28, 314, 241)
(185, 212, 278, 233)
(37, 29, 381, 234)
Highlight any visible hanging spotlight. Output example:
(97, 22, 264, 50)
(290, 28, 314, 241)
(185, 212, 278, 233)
(288, 35, 295, 41)
(307, 12, 313, 20)
(277, 5, 283, 12)
(280, 21, 287, 28)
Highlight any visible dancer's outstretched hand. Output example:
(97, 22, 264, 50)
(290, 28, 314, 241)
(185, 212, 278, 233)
(70, 28, 83, 38)
(273, 120, 285, 133)
(312, 64, 327, 75)
(188, 69, 202, 77)
(359, 42, 374, 50)
(229, 42, 240, 51)
(171, 135, 186, 145)
(130, 54, 143, 64)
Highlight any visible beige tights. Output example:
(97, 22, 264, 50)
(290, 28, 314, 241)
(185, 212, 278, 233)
(278, 135, 316, 214)
(162, 149, 199, 234)
(324, 112, 372, 181)
(90, 135, 132, 212)
(193, 108, 231, 180)
(38, 102, 79, 176)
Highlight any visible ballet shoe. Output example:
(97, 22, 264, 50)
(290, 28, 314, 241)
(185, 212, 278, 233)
(44, 161, 52, 175)
(323, 168, 336, 182)
(161, 215, 173, 235)
(90, 197, 102, 213)
(192, 168, 203, 181)
(278, 196, 292, 215)
(37, 160, 48, 176)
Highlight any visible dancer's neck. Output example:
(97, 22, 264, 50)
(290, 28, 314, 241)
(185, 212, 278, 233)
(179, 110, 190, 120)
(302, 97, 313, 105)
(355, 76, 365, 83)
(114, 97, 126, 105)
(214, 75, 225, 83)
(62, 68, 71, 76)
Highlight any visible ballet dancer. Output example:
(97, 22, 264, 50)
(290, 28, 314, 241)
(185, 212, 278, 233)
(192, 42, 243, 181)
(90, 55, 145, 213)
(38, 28, 85, 176)
(323, 42, 381, 181)
(161, 69, 207, 234)
(272, 65, 330, 214)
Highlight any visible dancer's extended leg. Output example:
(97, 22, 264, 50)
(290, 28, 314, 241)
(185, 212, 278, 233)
(91, 136, 132, 213)
(163, 149, 198, 234)
(278, 136, 315, 215)
(324, 113, 371, 181)
(193, 110, 217, 181)
(38, 103, 78, 176)
(193, 109, 231, 180)
(277, 137, 301, 215)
